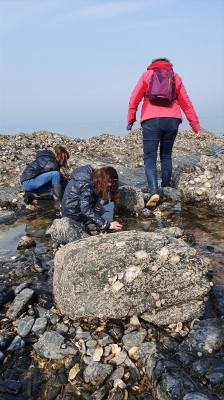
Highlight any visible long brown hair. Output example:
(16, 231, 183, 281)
(93, 166, 119, 206)
(53, 145, 70, 169)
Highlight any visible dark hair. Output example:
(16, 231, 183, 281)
(53, 145, 70, 169)
(151, 58, 171, 63)
(93, 166, 119, 205)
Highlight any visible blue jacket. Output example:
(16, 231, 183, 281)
(20, 149, 60, 183)
(61, 164, 110, 229)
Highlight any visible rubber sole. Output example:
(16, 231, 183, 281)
(146, 194, 160, 207)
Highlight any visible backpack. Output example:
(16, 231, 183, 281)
(147, 68, 176, 106)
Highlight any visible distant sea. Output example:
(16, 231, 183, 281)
(0, 120, 223, 139)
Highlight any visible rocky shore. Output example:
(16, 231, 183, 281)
(0, 128, 224, 400)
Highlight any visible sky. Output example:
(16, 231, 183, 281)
(0, 0, 224, 139)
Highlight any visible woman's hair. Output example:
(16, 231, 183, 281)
(53, 145, 70, 169)
(151, 57, 171, 63)
(93, 166, 119, 205)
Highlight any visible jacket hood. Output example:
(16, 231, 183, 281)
(36, 149, 55, 159)
(71, 164, 93, 182)
(147, 60, 173, 70)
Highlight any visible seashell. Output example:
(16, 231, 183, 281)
(95, 324, 106, 332)
(128, 346, 138, 357)
(68, 364, 80, 384)
(108, 275, 117, 285)
(124, 266, 142, 283)
(174, 322, 183, 332)
(76, 326, 82, 334)
(156, 300, 161, 308)
(130, 315, 140, 326)
(114, 379, 126, 389)
(134, 250, 149, 260)
(169, 255, 180, 265)
(92, 346, 103, 361)
(151, 292, 160, 300)
(115, 241, 126, 248)
(151, 265, 159, 272)
(110, 344, 121, 355)
(158, 247, 169, 262)
(110, 281, 124, 294)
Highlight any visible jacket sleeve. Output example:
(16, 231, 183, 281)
(80, 183, 110, 229)
(127, 74, 148, 125)
(175, 75, 200, 133)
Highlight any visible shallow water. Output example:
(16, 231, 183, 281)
(0, 203, 224, 284)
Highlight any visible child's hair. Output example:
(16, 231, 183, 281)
(93, 166, 119, 205)
(53, 145, 70, 169)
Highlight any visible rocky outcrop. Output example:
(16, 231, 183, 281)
(53, 229, 210, 324)
(179, 153, 224, 214)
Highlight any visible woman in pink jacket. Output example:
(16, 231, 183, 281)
(127, 58, 200, 207)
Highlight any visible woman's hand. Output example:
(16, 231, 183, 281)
(109, 221, 123, 230)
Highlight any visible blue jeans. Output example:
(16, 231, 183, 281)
(142, 117, 181, 172)
(22, 171, 61, 194)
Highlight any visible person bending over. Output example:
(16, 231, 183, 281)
(126, 57, 200, 207)
(20, 145, 70, 207)
(61, 164, 123, 232)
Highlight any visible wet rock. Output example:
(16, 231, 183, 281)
(46, 216, 89, 245)
(17, 236, 36, 250)
(6, 335, 25, 352)
(6, 288, 35, 320)
(0, 378, 22, 395)
(0, 283, 14, 305)
(0, 332, 15, 350)
(0, 210, 17, 223)
(118, 186, 145, 212)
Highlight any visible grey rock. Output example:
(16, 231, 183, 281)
(83, 361, 113, 388)
(119, 185, 145, 212)
(6, 288, 35, 320)
(122, 329, 147, 351)
(0, 332, 15, 350)
(53, 231, 210, 324)
(46, 217, 89, 245)
(31, 317, 48, 336)
(17, 316, 35, 337)
(36, 306, 61, 325)
(6, 335, 25, 352)
(0, 283, 14, 305)
(34, 331, 77, 359)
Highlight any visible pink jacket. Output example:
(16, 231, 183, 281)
(127, 62, 200, 133)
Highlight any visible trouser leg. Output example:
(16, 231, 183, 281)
(142, 119, 160, 206)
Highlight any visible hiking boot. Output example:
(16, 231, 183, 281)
(146, 193, 160, 207)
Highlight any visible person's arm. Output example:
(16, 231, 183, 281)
(175, 75, 200, 136)
(127, 74, 147, 127)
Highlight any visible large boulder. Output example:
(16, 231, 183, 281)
(53, 230, 210, 325)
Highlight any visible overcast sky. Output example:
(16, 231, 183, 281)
(0, 0, 224, 139)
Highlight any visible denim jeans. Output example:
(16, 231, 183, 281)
(22, 171, 61, 194)
(141, 117, 181, 172)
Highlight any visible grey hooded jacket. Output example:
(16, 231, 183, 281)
(61, 165, 110, 229)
